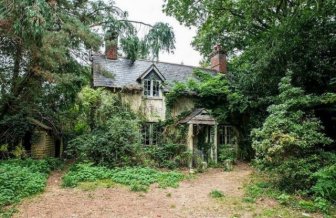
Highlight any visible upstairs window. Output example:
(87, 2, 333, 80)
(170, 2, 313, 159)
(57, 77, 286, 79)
(143, 70, 162, 97)
(143, 79, 161, 97)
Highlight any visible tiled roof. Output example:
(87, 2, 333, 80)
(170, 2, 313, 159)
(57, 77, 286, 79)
(92, 55, 216, 90)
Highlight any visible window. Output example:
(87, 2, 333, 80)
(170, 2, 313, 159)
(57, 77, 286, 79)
(218, 125, 234, 145)
(141, 123, 162, 145)
(143, 71, 161, 97)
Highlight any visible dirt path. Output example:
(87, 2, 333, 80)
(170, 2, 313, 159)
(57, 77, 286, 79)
(14, 163, 270, 218)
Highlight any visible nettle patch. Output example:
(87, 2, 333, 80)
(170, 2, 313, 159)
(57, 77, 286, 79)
(0, 158, 62, 216)
(62, 163, 185, 192)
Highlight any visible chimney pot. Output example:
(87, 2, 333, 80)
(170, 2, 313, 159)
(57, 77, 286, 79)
(210, 44, 227, 73)
(105, 34, 118, 60)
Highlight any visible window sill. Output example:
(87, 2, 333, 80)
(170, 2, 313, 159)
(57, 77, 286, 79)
(143, 96, 163, 100)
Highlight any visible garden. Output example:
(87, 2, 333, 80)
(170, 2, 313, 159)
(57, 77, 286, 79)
(1, 0, 336, 217)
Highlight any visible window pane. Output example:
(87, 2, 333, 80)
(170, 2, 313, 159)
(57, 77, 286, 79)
(141, 123, 150, 145)
(143, 80, 151, 96)
(227, 126, 233, 144)
(152, 80, 160, 97)
(218, 125, 225, 144)
(152, 123, 162, 145)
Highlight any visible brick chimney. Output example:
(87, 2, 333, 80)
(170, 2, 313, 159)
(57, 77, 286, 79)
(210, 44, 227, 73)
(105, 34, 118, 60)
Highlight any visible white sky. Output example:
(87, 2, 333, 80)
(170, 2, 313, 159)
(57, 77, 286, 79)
(114, 0, 202, 66)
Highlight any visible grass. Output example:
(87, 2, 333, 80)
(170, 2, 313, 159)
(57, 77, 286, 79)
(78, 179, 117, 191)
(62, 163, 186, 192)
(209, 189, 225, 199)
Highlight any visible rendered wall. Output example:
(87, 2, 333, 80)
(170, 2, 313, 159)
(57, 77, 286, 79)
(120, 92, 195, 122)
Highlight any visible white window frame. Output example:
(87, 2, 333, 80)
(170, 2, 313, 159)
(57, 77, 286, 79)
(143, 79, 161, 97)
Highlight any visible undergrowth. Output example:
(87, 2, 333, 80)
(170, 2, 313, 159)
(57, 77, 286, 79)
(0, 158, 62, 216)
(62, 163, 185, 192)
(244, 172, 336, 216)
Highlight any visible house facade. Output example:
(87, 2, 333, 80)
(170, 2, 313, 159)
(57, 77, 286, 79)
(92, 44, 237, 166)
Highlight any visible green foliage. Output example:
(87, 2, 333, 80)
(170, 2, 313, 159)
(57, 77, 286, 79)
(144, 23, 176, 60)
(0, 158, 61, 209)
(218, 144, 237, 163)
(144, 143, 191, 169)
(245, 172, 336, 215)
(273, 153, 336, 194)
(209, 189, 225, 199)
(66, 87, 146, 167)
(164, 0, 336, 163)
(68, 116, 142, 167)
(0, 0, 176, 154)
(62, 163, 112, 188)
(252, 74, 335, 196)
(252, 75, 333, 166)
(312, 164, 336, 203)
(62, 163, 185, 192)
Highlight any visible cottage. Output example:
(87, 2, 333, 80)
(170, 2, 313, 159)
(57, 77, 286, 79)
(92, 42, 237, 167)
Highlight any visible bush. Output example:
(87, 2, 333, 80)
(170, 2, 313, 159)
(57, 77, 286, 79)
(67, 117, 143, 167)
(62, 163, 185, 192)
(0, 158, 61, 208)
(252, 74, 334, 198)
(218, 144, 237, 163)
(144, 143, 191, 169)
(274, 152, 336, 193)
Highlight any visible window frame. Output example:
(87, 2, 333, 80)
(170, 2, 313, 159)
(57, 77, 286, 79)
(142, 71, 161, 98)
(218, 125, 234, 145)
(141, 122, 162, 146)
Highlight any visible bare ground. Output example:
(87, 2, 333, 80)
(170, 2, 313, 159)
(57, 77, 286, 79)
(14, 163, 314, 218)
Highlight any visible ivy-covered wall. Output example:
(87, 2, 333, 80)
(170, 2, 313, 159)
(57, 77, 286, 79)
(120, 92, 194, 122)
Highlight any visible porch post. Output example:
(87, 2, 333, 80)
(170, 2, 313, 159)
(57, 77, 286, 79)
(214, 123, 218, 163)
(187, 123, 194, 169)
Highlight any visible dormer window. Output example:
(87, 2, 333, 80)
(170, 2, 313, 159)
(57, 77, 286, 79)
(137, 65, 165, 98)
(144, 79, 160, 97)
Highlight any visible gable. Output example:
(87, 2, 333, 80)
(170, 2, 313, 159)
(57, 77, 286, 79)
(179, 108, 216, 125)
(144, 70, 161, 80)
(137, 65, 165, 82)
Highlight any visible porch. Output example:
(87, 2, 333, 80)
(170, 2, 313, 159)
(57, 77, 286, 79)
(179, 108, 237, 168)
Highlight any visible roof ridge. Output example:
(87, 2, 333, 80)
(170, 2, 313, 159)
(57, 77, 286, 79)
(92, 54, 214, 72)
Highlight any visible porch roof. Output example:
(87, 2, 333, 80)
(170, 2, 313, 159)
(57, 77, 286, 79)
(179, 108, 216, 125)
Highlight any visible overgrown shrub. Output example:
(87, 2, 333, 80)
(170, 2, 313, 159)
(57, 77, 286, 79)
(252, 74, 334, 196)
(62, 163, 185, 191)
(218, 144, 237, 163)
(67, 116, 143, 167)
(144, 143, 191, 169)
(273, 152, 336, 193)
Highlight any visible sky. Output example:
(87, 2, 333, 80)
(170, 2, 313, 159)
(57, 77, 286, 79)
(114, 0, 202, 66)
